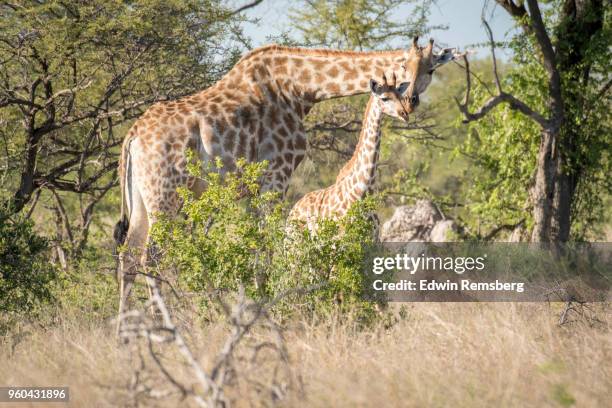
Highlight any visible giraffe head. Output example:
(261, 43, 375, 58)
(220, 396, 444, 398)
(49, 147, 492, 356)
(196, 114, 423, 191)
(399, 37, 458, 112)
(369, 73, 411, 122)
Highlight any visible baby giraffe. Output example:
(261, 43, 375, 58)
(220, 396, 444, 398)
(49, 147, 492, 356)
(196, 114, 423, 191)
(289, 73, 410, 230)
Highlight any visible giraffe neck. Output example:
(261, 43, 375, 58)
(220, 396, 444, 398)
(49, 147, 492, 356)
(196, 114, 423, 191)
(214, 45, 408, 116)
(334, 96, 383, 201)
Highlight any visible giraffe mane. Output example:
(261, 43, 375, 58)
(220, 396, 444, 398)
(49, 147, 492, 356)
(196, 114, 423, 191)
(236, 44, 407, 64)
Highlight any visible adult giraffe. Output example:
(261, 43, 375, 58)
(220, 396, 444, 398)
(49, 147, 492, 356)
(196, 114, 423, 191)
(114, 38, 457, 323)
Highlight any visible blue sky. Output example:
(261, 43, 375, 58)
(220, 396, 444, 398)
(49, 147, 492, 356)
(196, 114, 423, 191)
(242, 0, 518, 59)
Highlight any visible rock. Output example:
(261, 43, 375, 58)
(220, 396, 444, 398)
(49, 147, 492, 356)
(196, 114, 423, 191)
(380, 200, 458, 242)
(430, 220, 459, 242)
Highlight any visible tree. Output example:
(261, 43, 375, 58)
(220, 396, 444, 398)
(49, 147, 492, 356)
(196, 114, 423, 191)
(0, 0, 256, 256)
(290, 0, 443, 50)
(457, 0, 610, 241)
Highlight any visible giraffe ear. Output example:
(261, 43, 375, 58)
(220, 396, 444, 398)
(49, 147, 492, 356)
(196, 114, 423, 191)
(397, 82, 410, 95)
(370, 79, 382, 94)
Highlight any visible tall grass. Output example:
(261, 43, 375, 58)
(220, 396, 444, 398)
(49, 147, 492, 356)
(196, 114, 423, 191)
(1, 302, 609, 407)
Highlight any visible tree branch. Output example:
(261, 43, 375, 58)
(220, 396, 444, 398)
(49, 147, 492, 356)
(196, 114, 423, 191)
(454, 16, 548, 129)
(50, 188, 75, 245)
(496, 0, 532, 34)
(229, 0, 263, 16)
(595, 77, 612, 101)
(525, 0, 564, 128)
(482, 19, 502, 94)
(483, 218, 525, 241)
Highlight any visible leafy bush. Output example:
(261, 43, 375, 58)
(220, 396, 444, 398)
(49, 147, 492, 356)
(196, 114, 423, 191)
(150, 159, 380, 321)
(0, 209, 57, 317)
(275, 197, 381, 318)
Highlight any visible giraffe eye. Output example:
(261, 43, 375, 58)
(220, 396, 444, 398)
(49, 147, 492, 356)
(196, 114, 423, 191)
(381, 97, 390, 102)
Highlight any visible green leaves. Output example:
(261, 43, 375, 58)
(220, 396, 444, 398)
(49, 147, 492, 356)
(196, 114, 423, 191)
(289, 0, 441, 50)
(458, 6, 611, 240)
(0, 208, 57, 317)
(150, 161, 379, 320)
(458, 66, 542, 235)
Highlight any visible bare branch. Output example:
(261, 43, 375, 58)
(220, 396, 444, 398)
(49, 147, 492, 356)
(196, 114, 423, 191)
(454, 20, 548, 129)
(595, 76, 612, 101)
(44, 79, 93, 107)
(116, 277, 317, 406)
(482, 19, 502, 94)
(24, 189, 41, 219)
(229, 0, 263, 16)
(0, 96, 43, 110)
(150, 284, 219, 401)
(483, 218, 525, 241)
(49, 188, 75, 245)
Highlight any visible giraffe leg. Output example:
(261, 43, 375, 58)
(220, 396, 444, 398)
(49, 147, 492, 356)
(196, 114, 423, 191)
(141, 191, 182, 316)
(260, 166, 292, 198)
(142, 233, 162, 317)
(116, 186, 148, 338)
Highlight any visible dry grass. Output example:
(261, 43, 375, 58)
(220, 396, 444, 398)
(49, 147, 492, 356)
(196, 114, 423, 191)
(1, 303, 610, 407)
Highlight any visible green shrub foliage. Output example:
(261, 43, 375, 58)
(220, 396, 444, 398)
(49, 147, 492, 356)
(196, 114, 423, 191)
(150, 159, 380, 320)
(0, 209, 57, 316)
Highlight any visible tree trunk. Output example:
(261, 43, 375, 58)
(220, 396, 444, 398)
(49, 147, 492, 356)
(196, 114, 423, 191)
(548, 0, 604, 242)
(551, 159, 573, 242)
(10, 135, 39, 214)
(530, 129, 558, 242)
(494, 0, 604, 243)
